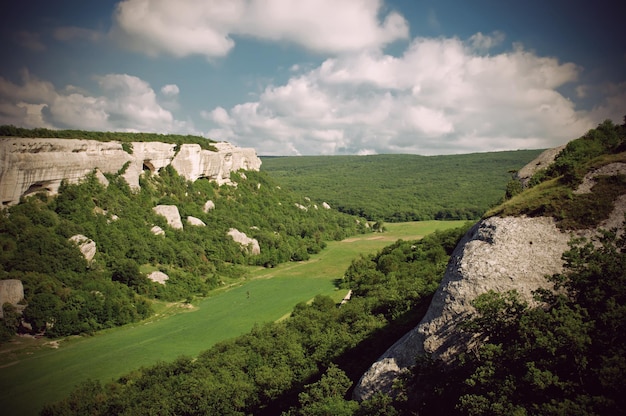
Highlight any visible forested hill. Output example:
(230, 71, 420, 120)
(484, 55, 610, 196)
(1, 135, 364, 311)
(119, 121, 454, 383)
(0, 162, 367, 340)
(261, 150, 543, 222)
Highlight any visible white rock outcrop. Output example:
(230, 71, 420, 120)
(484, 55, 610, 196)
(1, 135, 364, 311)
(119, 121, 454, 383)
(203, 200, 215, 212)
(69, 234, 97, 262)
(147, 271, 169, 285)
(0, 138, 261, 207)
(354, 215, 573, 401)
(515, 145, 566, 187)
(151, 225, 165, 236)
(227, 228, 261, 255)
(153, 205, 183, 230)
(171, 142, 260, 186)
(187, 216, 206, 227)
(0, 279, 24, 318)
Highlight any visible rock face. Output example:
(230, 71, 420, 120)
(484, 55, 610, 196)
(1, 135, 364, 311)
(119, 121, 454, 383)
(0, 138, 261, 207)
(187, 216, 206, 227)
(150, 225, 165, 236)
(153, 205, 183, 230)
(69, 234, 97, 262)
(515, 145, 566, 187)
(227, 228, 261, 255)
(0, 279, 24, 318)
(203, 200, 215, 212)
(147, 271, 169, 285)
(354, 215, 573, 401)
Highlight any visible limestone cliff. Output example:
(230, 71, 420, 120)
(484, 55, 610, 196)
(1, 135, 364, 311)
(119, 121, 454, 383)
(354, 215, 573, 400)
(0, 138, 261, 207)
(354, 152, 626, 401)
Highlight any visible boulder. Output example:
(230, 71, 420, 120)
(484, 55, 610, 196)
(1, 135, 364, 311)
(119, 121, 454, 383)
(153, 205, 183, 230)
(151, 225, 165, 236)
(203, 200, 215, 212)
(227, 228, 261, 255)
(69, 234, 97, 262)
(147, 271, 169, 285)
(187, 216, 206, 227)
(0, 279, 24, 318)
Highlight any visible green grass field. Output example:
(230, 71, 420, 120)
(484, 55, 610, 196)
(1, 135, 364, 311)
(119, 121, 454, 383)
(0, 221, 466, 416)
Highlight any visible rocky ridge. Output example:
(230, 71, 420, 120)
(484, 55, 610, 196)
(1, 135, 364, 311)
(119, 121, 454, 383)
(0, 138, 261, 207)
(354, 147, 626, 401)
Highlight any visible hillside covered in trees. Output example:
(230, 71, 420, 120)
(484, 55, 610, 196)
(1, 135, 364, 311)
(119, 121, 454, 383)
(261, 150, 543, 222)
(38, 117, 626, 415)
(0, 154, 367, 339)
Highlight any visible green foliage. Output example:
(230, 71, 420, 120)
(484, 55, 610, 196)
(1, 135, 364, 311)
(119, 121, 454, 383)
(0, 153, 366, 339)
(489, 117, 626, 230)
(261, 150, 543, 222)
(40, 224, 470, 415)
(0, 124, 218, 151)
(405, 224, 626, 416)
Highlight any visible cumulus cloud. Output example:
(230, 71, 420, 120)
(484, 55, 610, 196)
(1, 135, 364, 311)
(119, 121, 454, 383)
(203, 35, 619, 155)
(160, 84, 180, 97)
(110, 0, 409, 58)
(0, 70, 193, 133)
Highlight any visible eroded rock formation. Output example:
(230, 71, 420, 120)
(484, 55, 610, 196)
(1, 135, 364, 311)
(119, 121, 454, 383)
(515, 145, 566, 187)
(0, 279, 24, 318)
(354, 216, 573, 400)
(227, 228, 261, 255)
(187, 216, 206, 227)
(0, 138, 261, 207)
(147, 271, 169, 285)
(69, 234, 97, 262)
(153, 205, 183, 230)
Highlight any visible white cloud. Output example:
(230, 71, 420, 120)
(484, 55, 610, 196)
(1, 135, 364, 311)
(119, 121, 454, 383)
(467, 31, 505, 52)
(111, 0, 409, 58)
(0, 71, 195, 134)
(160, 84, 180, 97)
(203, 35, 614, 155)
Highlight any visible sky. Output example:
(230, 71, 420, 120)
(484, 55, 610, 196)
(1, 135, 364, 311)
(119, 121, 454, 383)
(0, 0, 624, 156)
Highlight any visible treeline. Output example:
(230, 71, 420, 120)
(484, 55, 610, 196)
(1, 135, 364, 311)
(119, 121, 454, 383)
(0, 124, 217, 151)
(261, 150, 543, 222)
(0, 166, 366, 339)
(40, 224, 471, 415)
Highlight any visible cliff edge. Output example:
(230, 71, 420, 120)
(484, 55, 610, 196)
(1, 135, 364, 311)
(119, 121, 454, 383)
(0, 138, 261, 207)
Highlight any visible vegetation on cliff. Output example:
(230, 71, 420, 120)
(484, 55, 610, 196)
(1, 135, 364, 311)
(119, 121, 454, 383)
(0, 124, 218, 151)
(489, 118, 626, 230)
(406, 225, 626, 415)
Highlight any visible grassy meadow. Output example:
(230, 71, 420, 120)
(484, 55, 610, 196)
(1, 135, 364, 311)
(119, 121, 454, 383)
(0, 220, 466, 416)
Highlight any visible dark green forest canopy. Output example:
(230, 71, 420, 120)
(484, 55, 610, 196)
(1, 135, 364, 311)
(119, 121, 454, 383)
(261, 150, 543, 222)
(0, 125, 217, 151)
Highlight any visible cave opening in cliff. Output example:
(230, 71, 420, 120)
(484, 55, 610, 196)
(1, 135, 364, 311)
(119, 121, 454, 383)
(24, 182, 52, 197)
(143, 160, 156, 174)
